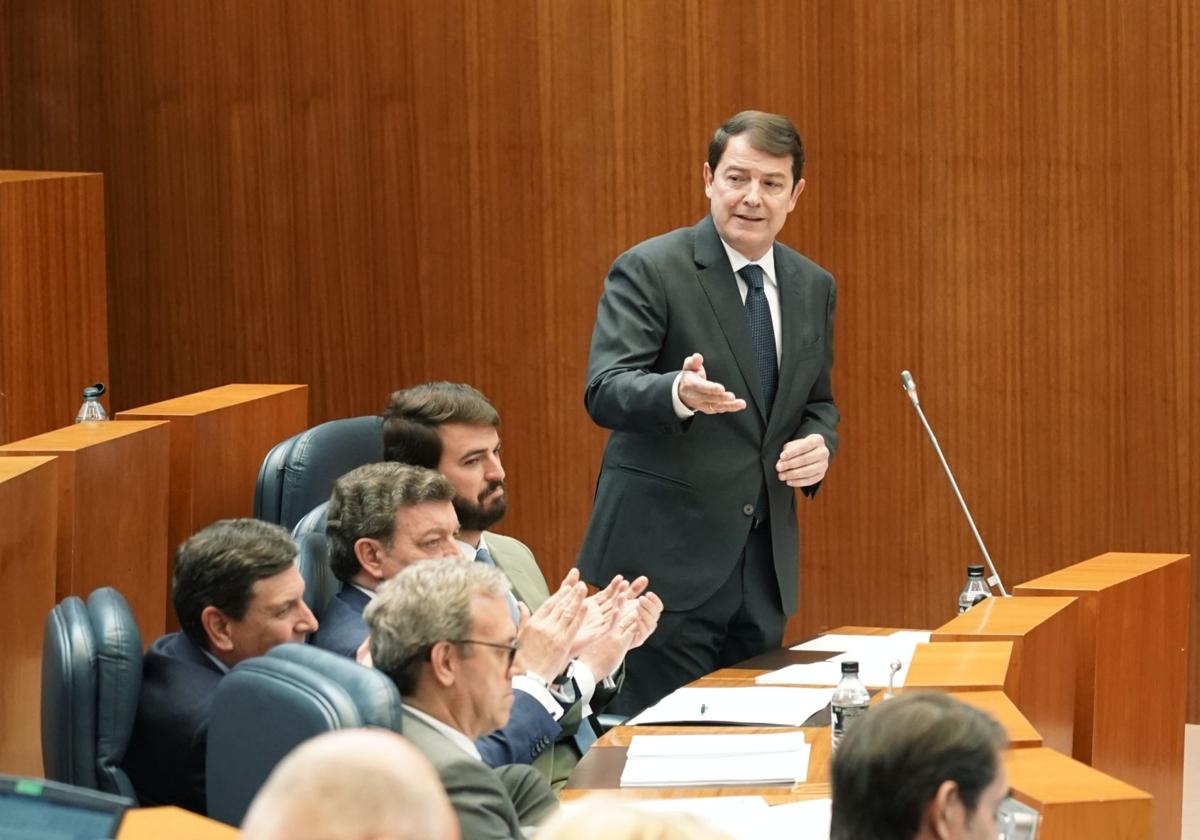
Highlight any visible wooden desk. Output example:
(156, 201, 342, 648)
(118, 806, 238, 839)
(934, 596, 1078, 755)
(565, 637, 1148, 839)
(0, 421, 170, 639)
(0, 456, 58, 776)
(117, 384, 307, 628)
(904, 640, 1013, 690)
(0, 171, 108, 445)
(1005, 747, 1152, 838)
(1017, 552, 1188, 840)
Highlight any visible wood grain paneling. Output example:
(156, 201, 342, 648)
(0, 171, 108, 444)
(0, 456, 57, 776)
(1, 0, 1197, 716)
(0, 421, 171, 641)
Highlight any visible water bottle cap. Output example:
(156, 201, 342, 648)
(967, 564, 985, 576)
(840, 660, 859, 675)
(82, 382, 106, 399)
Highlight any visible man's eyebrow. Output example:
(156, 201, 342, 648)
(460, 447, 489, 461)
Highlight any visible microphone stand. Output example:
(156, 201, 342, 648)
(900, 370, 1009, 597)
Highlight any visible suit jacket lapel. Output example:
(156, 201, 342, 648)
(768, 245, 804, 436)
(693, 217, 769, 422)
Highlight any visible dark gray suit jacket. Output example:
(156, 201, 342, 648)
(402, 712, 558, 840)
(579, 215, 839, 613)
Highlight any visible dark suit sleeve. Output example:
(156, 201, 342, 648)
(584, 250, 691, 435)
(790, 274, 839, 498)
(474, 689, 561, 767)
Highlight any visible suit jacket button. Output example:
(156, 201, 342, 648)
(742, 504, 755, 516)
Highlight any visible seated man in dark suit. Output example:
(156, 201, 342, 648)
(121, 518, 318, 814)
(311, 462, 581, 769)
(830, 692, 1010, 840)
(365, 559, 559, 839)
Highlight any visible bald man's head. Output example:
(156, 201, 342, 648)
(241, 729, 458, 840)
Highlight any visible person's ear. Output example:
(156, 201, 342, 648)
(927, 779, 961, 839)
(200, 605, 235, 653)
(355, 538, 387, 581)
(427, 640, 459, 688)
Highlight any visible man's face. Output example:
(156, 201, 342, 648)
(374, 500, 462, 578)
(223, 565, 317, 664)
(703, 132, 804, 261)
(435, 422, 507, 533)
(956, 763, 1010, 840)
(456, 593, 518, 740)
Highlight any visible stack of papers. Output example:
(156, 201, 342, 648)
(758, 630, 931, 688)
(625, 686, 835, 726)
(620, 731, 812, 787)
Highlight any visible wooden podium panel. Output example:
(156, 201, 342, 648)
(904, 641, 1013, 691)
(933, 596, 1078, 756)
(0, 172, 108, 445)
(117, 384, 308, 627)
(118, 806, 238, 839)
(1016, 553, 1188, 840)
(0, 422, 171, 640)
(1005, 747, 1152, 840)
(0, 457, 58, 776)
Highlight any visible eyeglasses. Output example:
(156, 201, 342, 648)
(452, 638, 520, 666)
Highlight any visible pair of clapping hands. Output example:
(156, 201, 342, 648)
(515, 570, 663, 685)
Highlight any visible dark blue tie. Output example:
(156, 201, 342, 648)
(740, 264, 778, 414)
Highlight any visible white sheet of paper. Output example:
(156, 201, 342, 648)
(624, 686, 835, 727)
(755, 658, 909, 689)
(762, 798, 832, 838)
(790, 630, 930, 653)
(626, 730, 810, 757)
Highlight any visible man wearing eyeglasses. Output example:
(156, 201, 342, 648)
(366, 558, 559, 840)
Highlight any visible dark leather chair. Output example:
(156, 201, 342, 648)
(292, 501, 341, 618)
(41, 588, 142, 799)
(253, 415, 383, 532)
(205, 643, 403, 826)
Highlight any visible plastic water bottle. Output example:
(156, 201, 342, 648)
(830, 661, 870, 751)
(957, 564, 991, 613)
(74, 383, 108, 423)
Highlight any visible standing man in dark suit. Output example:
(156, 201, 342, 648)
(580, 110, 839, 713)
(122, 519, 318, 814)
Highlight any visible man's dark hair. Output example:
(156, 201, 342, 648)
(707, 110, 805, 186)
(173, 518, 296, 651)
(830, 692, 1006, 840)
(381, 382, 500, 467)
(325, 462, 457, 583)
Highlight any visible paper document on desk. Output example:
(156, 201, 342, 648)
(761, 798, 832, 838)
(624, 686, 834, 726)
(790, 630, 930, 653)
(768, 630, 930, 687)
(621, 731, 812, 786)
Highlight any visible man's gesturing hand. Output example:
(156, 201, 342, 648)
(776, 433, 830, 488)
(678, 353, 747, 415)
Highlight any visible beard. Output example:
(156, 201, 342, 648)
(453, 480, 508, 532)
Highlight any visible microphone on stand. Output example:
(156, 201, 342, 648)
(899, 370, 1009, 597)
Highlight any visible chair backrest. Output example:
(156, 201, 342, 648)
(205, 643, 402, 826)
(41, 588, 143, 799)
(253, 415, 384, 532)
(292, 502, 341, 617)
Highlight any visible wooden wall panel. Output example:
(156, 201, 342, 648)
(1, 1, 1197, 717)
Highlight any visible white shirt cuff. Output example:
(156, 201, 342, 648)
(671, 372, 695, 419)
(568, 660, 598, 717)
(511, 677, 565, 721)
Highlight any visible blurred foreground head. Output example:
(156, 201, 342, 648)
(533, 799, 734, 840)
(241, 728, 459, 840)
